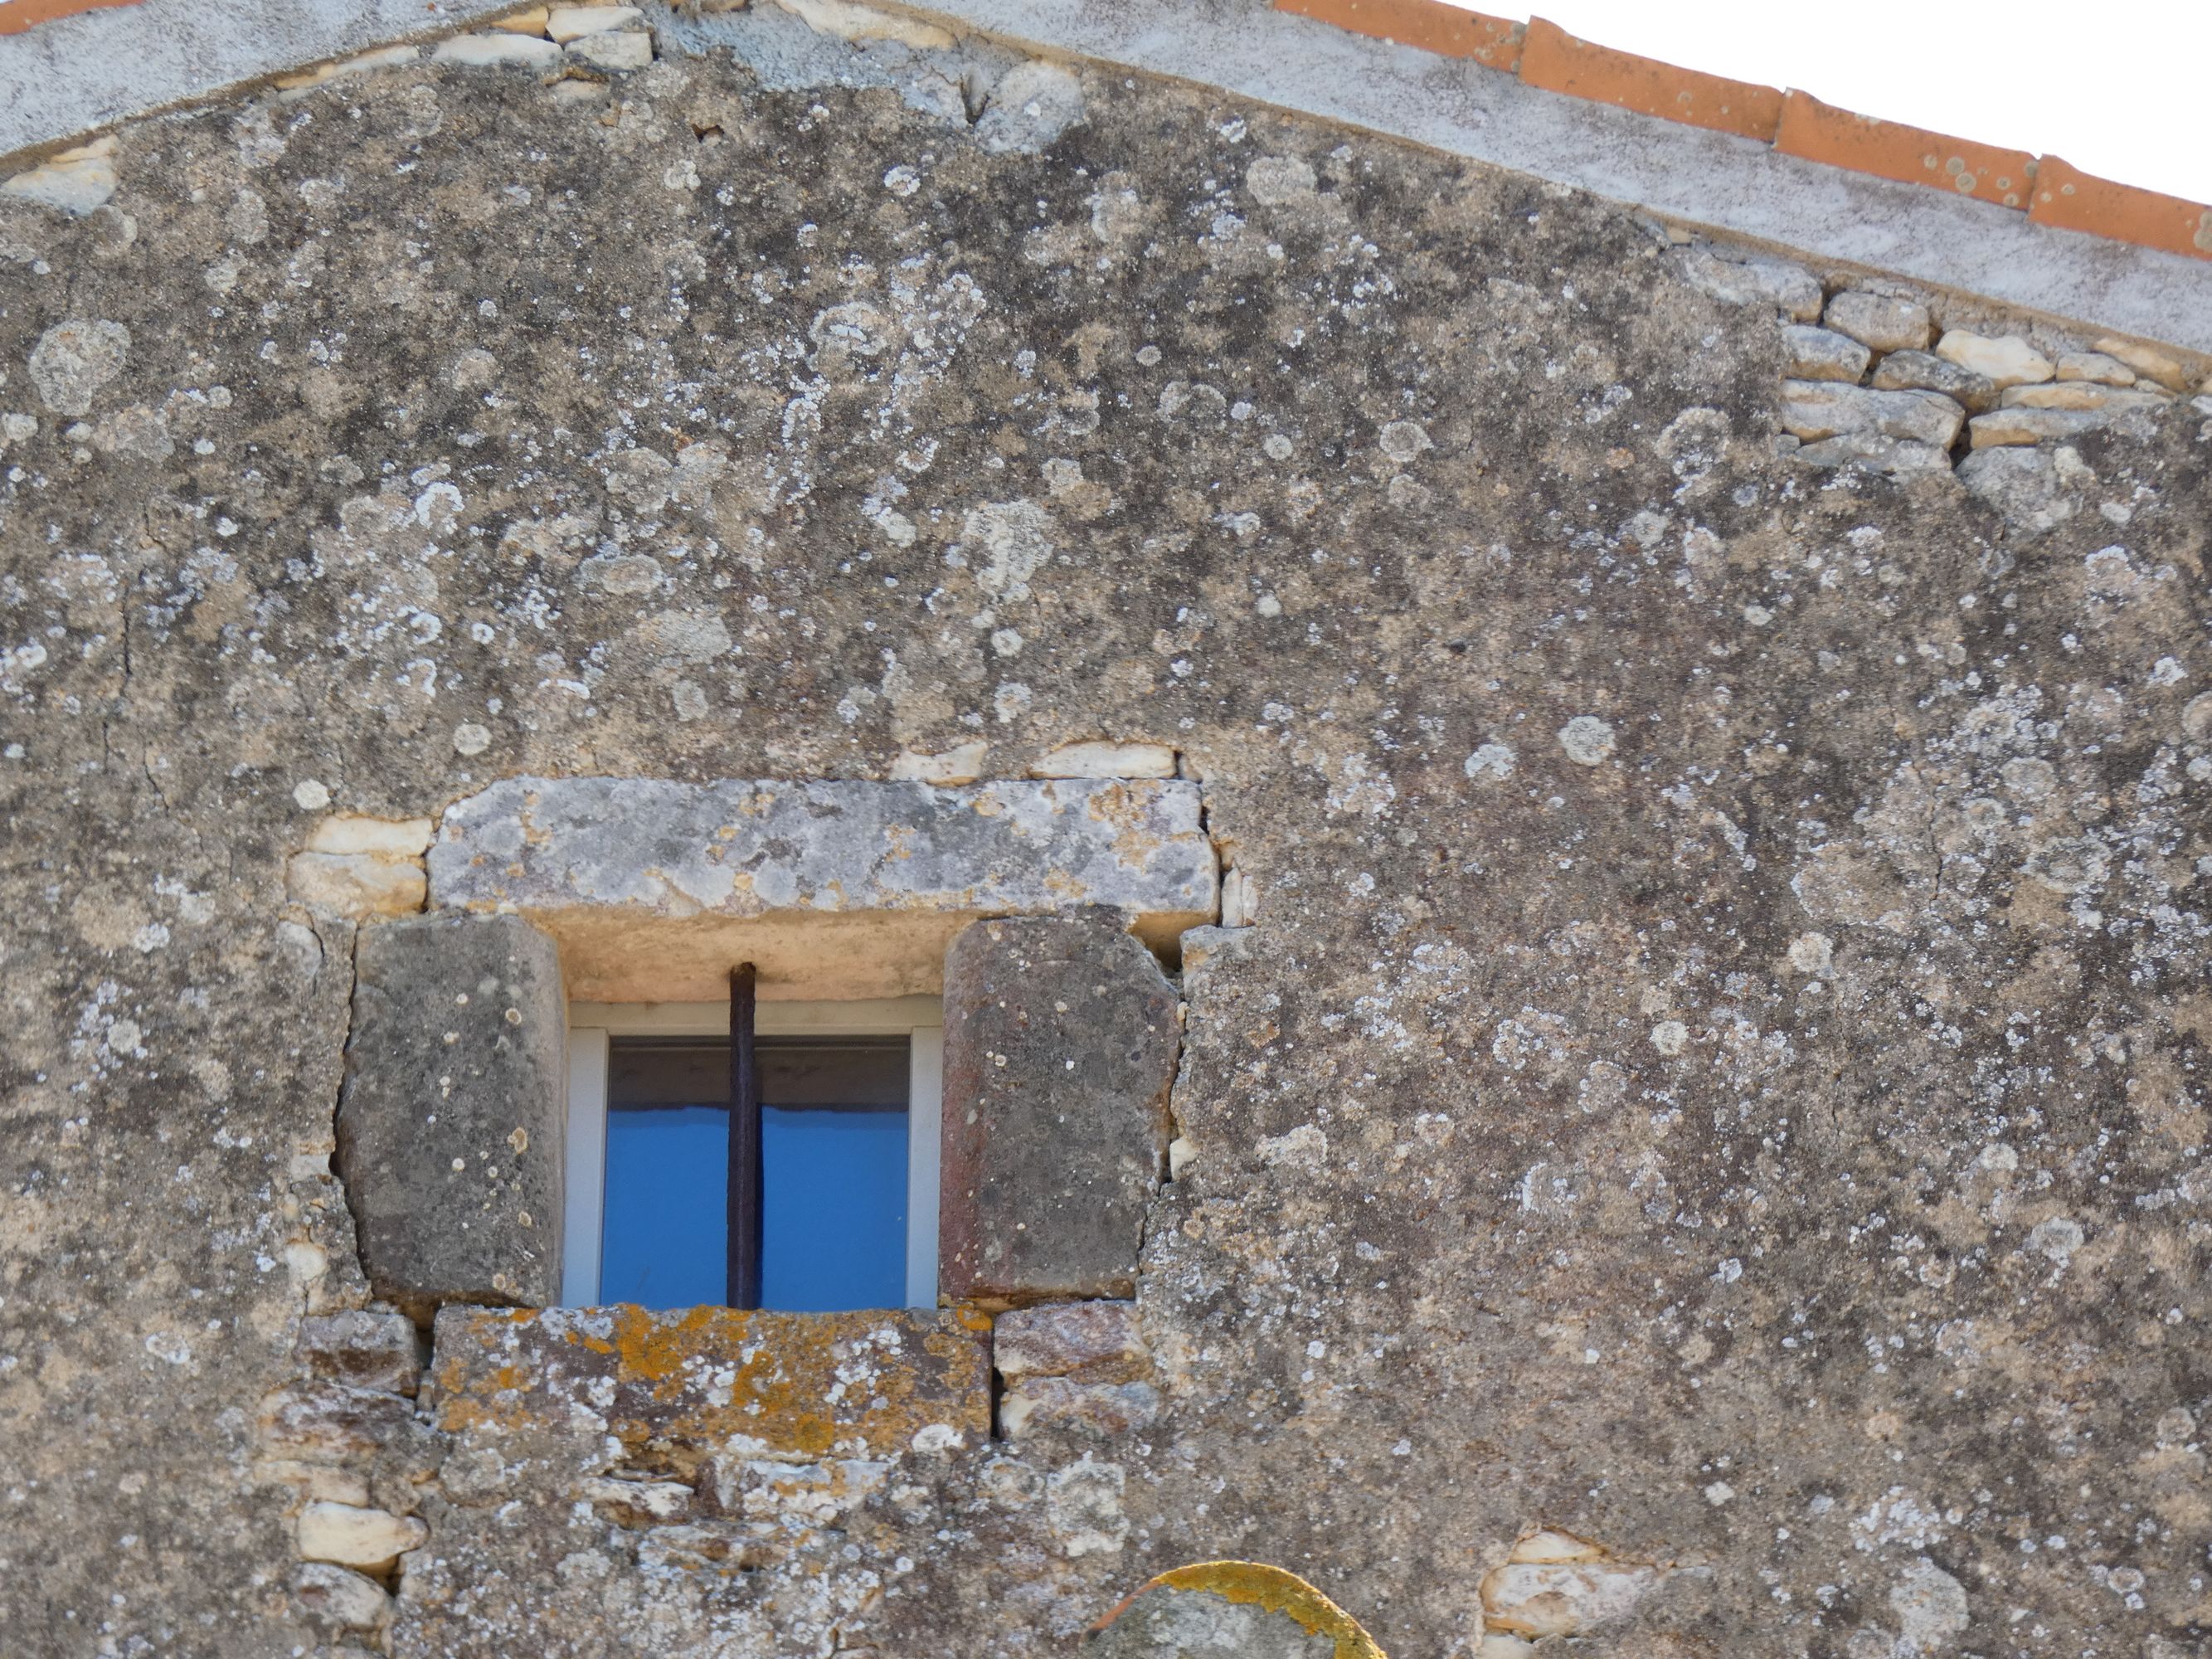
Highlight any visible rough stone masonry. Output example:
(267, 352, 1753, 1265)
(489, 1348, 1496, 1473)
(1, 13, 2210, 1659)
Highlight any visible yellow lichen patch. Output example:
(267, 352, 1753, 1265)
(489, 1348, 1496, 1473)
(1101, 1561, 1388, 1659)
(433, 1305, 989, 1463)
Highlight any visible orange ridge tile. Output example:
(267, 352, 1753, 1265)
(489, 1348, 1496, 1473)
(1518, 17, 1781, 143)
(1271, 0, 1524, 73)
(1775, 90, 2035, 211)
(0, 0, 140, 35)
(2031, 157, 2212, 264)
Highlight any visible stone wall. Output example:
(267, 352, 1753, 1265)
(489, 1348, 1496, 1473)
(2, 22, 2210, 1659)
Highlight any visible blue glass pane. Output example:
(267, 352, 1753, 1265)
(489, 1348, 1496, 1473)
(600, 1103, 727, 1308)
(761, 1104, 907, 1311)
(599, 1037, 909, 1311)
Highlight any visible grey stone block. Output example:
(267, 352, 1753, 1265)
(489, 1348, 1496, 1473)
(940, 916, 1179, 1304)
(336, 916, 566, 1320)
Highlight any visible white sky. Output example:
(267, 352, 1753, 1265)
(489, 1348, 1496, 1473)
(1452, 2, 2212, 205)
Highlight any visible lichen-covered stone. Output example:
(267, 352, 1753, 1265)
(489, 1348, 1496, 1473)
(431, 1303, 989, 1476)
(3, 26, 2210, 1659)
(941, 917, 1180, 1302)
(1821, 289, 1932, 353)
(335, 916, 566, 1319)
(1780, 379, 1965, 446)
(1092, 1564, 1383, 1659)
(430, 775, 1218, 1000)
(1870, 347, 2000, 411)
(1778, 324, 1869, 383)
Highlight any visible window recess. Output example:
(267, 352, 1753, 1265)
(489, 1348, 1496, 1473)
(562, 995, 943, 1311)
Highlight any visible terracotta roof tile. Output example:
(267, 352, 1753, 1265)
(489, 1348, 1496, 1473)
(1518, 17, 1780, 143)
(1271, 0, 1524, 73)
(2031, 157, 2212, 263)
(0, 0, 139, 35)
(1775, 90, 2035, 210)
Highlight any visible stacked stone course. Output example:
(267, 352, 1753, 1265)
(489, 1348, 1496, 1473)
(1675, 239, 2212, 486)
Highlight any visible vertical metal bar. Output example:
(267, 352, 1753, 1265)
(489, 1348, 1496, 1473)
(727, 963, 762, 1310)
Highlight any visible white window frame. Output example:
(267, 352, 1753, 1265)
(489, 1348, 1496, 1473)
(562, 995, 943, 1311)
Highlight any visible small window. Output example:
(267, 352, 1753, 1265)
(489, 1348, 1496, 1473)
(562, 997, 942, 1311)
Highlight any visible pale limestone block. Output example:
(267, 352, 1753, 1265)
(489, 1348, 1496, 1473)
(2, 141, 117, 216)
(432, 33, 563, 66)
(1935, 331, 2054, 389)
(2001, 382, 2169, 413)
(545, 5, 639, 39)
(2092, 336, 2191, 391)
(1510, 1528, 1607, 1564)
(286, 853, 426, 921)
(491, 7, 552, 33)
(296, 1502, 427, 1571)
(1480, 1559, 1660, 1638)
(276, 46, 418, 98)
(291, 1562, 392, 1632)
(1822, 290, 1931, 353)
(1780, 324, 1869, 383)
(1780, 381, 1963, 448)
(1028, 739, 1176, 779)
(1219, 866, 1258, 927)
(771, 0, 955, 49)
(305, 815, 435, 858)
(1969, 407, 2111, 447)
(2055, 351, 2137, 386)
(890, 743, 986, 785)
(254, 1461, 372, 1507)
(566, 30, 652, 71)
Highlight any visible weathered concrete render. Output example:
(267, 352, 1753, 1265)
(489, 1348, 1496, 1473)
(941, 916, 1181, 1304)
(2, 22, 2210, 1659)
(430, 775, 1218, 999)
(337, 916, 568, 1319)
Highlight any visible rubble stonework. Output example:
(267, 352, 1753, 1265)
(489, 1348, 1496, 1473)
(3, 22, 2211, 1659)
(1678, 240, 2212, 485)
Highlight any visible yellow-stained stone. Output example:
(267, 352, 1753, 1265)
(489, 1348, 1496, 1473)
(433, 1306, 990, 1470)
(1093, 1562, 1388, 1659)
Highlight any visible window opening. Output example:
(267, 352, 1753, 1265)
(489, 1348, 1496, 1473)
(563, 996, 942, 1311)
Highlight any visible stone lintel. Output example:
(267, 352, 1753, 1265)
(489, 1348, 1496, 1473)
(428, 776, 1219, 1000)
